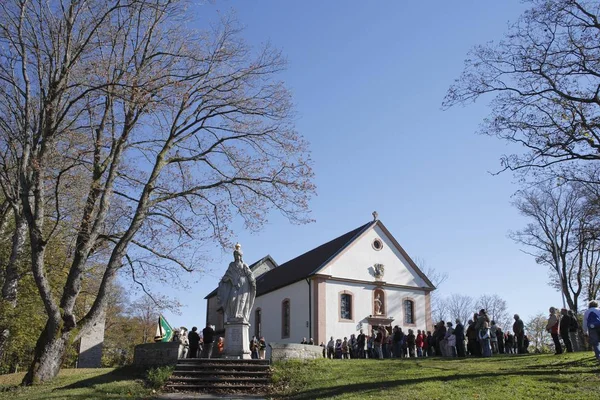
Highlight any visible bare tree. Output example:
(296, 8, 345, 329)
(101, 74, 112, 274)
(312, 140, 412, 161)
(475, 294, 512, 330)
(444, 0, 600, 183)
(0, 0, 314, 384)
(446, 294, 474, 326)
(525, 313, 553, 353)
(511, 181, 600, 312)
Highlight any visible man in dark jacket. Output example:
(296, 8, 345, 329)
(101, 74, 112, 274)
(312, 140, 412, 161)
(496, 326, 504, 354)
(559, 308, 574, 352)
(357, 330, 366, 358)
(568, 310, 580, 351)
(434, 321, 446, 356)
(202, 324, 215, 358)
(188, 327, 200, 358)
(513, 314, 525, 354)
(454, 319, 466, 357)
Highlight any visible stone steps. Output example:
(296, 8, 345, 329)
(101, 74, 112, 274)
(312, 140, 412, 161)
(172, 370, 269, 376)
(166, 358, 272, 394)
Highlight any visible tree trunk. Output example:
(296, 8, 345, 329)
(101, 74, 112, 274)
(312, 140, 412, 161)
(0, 215, 26, 360)
(22, 319, 69, 385)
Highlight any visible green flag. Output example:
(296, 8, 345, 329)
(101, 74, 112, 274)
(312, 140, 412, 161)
(154, 315, 174, 342)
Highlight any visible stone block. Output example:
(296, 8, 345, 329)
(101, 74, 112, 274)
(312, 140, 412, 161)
(269, 343, 323, 362)
(78, 316, 105, 368)
(133, 342, 181, 367)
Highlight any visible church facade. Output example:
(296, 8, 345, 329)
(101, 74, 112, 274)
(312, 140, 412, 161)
(205, 218, 435, 346)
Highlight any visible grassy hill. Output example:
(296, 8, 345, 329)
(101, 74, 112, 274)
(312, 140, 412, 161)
(0, 353, 597, 399)
(0, 367, 151, 400)
(271, 352, 600, 400)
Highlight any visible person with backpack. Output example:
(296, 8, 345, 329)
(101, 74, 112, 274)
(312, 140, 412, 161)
(583, 300, 600, 364)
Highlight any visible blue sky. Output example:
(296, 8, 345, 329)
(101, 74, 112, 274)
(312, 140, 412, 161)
(153, 0, 561, 330)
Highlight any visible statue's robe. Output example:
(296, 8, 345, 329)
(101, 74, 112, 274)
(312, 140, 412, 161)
(217, 260, 256, 322)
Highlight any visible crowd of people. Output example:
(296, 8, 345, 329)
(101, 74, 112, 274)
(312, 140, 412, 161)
(172, 324, 223, 359)
(172, 324, 267, 359)
(316, 301, 600, 363)
(172, 301, 600, 363)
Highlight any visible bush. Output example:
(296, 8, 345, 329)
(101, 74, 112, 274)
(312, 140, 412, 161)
(145, 365, 174, 389)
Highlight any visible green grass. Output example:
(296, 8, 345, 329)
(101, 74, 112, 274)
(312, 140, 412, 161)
(0, 367, 152, 400)
(271, 352, 600, 399)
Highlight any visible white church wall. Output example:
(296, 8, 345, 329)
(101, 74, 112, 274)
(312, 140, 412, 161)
(324, 280, 428, 340)
(252, 258, 277, 277)
(320, 225, 428, 288)
(249, 280, 310, 345)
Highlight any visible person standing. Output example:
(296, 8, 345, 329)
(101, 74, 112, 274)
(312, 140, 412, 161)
(496, 326, 505, 354)
(374, 327, 384, 359)
(559, 309, 573, 353)
(407, 329, 416, 358)
(546, 307, 563, 355)
(327, 336, 335, 359)
(416, 330, 424, 358)
(513, 314, 525, 354)
(479, 322, 492, 357)
(489, 321, 499, 354)
(357, 330, 366, 359)
(188, 327, 200, 358)
(178, 327, 189, 359)
(454, 319, 466, 357)
(568, 310, 580, 351)
(583, 300, 600, 364)
(259, 337, 267, 359)
(202, 324, 215, 358)
(250, 336, 259, 359)
(341, 337, 350, 359)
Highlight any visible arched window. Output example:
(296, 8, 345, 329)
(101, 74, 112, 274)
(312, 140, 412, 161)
(340, 291, 353, 321)
(281, 299, 290, 338)
(255, 308, 262, 338)
(404, 299, 415, 324)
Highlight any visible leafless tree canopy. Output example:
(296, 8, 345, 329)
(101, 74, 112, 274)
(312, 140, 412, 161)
(512, 180, 600, 312)
(446, 293, 474, 326)
(444, 0, 600, 180)
(0, 0, 314, 384)
(475, 294, 512, 330)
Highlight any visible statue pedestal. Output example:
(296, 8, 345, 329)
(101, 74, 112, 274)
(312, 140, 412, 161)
(223, 318, 251, 359)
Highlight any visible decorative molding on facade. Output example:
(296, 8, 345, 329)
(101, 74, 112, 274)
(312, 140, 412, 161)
(318, 275, 434, 292)
(373, 263, 385, 281)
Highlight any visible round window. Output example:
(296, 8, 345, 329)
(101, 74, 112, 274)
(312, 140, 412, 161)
(372, 239, 383, 251)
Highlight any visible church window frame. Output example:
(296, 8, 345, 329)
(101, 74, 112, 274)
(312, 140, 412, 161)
(339, 290, 354, 322)
(255, 308, 262, 338)
(281, 299, 291, 339)
(403, 297, 416, 326)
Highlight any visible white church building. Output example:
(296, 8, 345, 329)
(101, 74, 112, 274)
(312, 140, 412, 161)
(205, 217, 435, 345)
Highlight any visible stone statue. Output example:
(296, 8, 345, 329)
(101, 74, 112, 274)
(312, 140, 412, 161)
(374, 293, 384, 315)
(217, 243, 256, 323)
(374, 263, 385, 280)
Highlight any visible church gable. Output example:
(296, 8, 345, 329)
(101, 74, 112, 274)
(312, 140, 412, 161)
(316, 221, 434, 290)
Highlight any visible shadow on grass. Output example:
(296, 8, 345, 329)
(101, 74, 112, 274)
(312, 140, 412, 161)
(274, 368, 597, 400)
(56, 366, 145, 390)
